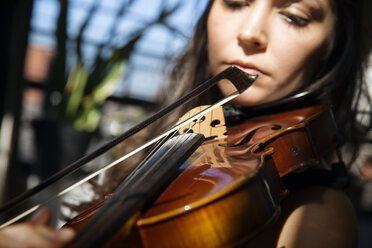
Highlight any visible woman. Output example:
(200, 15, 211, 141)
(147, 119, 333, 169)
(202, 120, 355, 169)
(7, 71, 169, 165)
(161, 0, 370, 247)
(1, 0, 371, 247)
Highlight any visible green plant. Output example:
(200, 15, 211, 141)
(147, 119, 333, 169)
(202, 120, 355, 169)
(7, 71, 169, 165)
(46, 0, 179, 132)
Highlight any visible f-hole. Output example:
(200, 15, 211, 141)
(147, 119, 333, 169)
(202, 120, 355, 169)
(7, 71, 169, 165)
(222, 124, 282, 147)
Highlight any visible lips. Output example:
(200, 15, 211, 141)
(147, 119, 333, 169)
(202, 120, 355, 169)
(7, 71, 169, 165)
(229, 61, 263, 76)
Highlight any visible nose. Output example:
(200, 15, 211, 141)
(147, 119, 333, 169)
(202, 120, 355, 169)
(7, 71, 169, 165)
(238, 7, 269, 51)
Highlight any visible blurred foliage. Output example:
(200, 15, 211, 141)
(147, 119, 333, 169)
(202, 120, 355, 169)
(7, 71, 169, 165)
(45, 0, 179, 132)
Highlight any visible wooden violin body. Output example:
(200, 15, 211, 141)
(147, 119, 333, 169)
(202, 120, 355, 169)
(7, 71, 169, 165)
(65, 104, 342, 248)
(137, 146, 283, 247)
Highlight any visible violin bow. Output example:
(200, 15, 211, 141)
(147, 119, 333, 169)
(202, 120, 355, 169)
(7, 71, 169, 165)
(0, 66, 259, 227)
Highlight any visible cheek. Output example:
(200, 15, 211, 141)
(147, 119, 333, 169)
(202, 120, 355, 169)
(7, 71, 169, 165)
(207, 21, 224, 74)
(207, 30, 219, 73)
(270, 31, 330, 85)
(207, 6, 236, 74)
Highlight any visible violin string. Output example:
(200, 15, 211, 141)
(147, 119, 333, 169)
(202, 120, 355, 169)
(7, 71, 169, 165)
(0, 129, 178, 229)
(115, 129, 180, 193)
(78, 94, 238, 188)
(116, 110, 205, 193)
(114, 108, 205, 190)
(98, 113, 205, 220)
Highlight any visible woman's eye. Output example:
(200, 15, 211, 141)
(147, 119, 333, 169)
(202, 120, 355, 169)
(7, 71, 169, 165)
(223, 0, 248, 9)
(282, 13, 310, 27)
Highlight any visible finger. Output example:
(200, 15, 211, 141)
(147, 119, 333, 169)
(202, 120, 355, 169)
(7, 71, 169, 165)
(54, 227, 76, 243)
(29, 225, 75, 247)
(0, 223, 58, 248)
(30, 208, 51, 225)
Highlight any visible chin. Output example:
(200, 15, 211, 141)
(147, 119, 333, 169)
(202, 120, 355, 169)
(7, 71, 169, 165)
(230, 91, 270, 107)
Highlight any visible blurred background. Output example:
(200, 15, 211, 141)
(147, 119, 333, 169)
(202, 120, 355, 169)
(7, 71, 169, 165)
(0, 0, 207, 201)
(0, 0, 371, 247)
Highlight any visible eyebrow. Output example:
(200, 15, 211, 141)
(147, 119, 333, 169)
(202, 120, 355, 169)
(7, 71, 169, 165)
(302, 0, 327, 20)
(277, 0, 326, 20)
(277, 0, 323, 8)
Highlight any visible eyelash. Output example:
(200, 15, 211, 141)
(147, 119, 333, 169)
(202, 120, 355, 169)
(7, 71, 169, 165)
(281, 13, 310, 28)
(223, 1, 311, 28)
(223, 0, 248, 9)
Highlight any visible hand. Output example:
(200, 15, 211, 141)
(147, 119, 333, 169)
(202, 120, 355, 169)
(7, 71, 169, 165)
(0, 208, 75, 248)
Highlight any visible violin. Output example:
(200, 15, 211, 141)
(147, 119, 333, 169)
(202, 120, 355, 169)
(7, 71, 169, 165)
(0, 66, 255, 227)
(0, 66, 343, 247)
(64, 103, 342, 248)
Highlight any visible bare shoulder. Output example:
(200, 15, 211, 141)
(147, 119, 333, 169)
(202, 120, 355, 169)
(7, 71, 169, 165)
(277, 186, 357, 248)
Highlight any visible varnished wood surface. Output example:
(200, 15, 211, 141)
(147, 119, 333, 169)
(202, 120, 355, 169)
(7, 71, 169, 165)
(227, 105, 340, 175)
(64, 104, 341, 247)
(138, 147, 285, 248)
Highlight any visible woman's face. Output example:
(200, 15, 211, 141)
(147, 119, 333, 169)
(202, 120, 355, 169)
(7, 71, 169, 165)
(207, 0, 336, 106)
